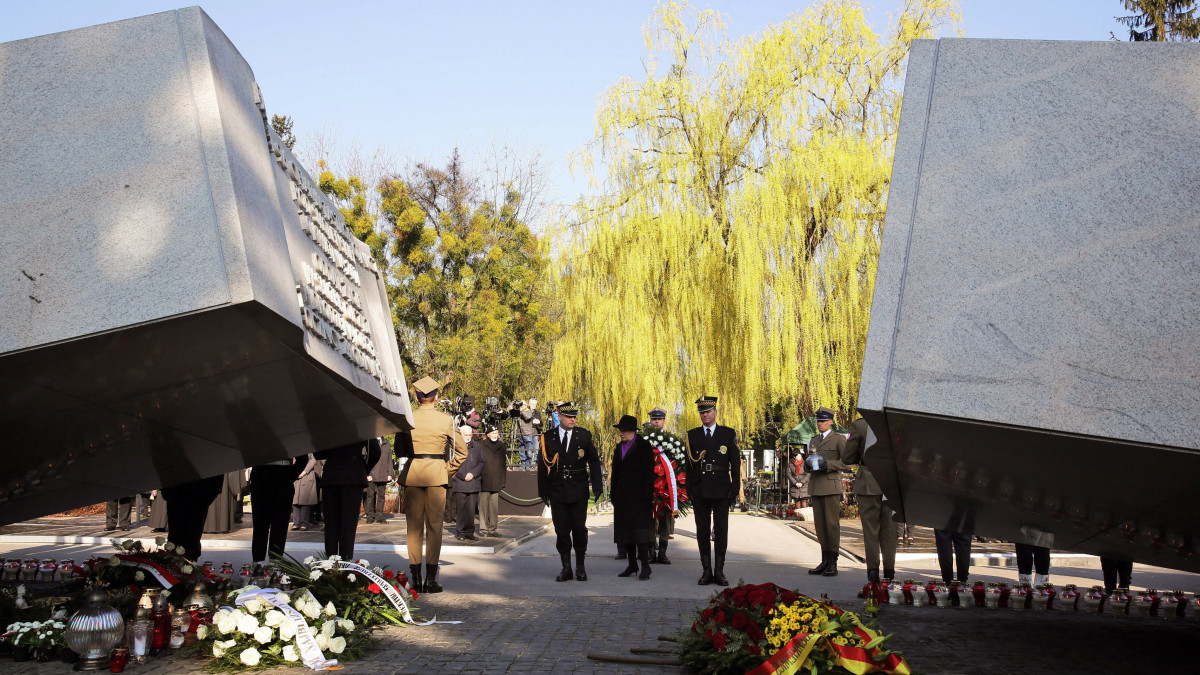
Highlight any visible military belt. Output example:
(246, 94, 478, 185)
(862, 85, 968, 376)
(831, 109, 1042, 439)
(702, 462, 721, 473)
(557, 468, 588, 477)
(413, 453, 443, 459)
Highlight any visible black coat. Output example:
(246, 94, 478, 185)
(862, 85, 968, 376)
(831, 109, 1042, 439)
(452, 440, 485, 494)
(314, 440, 379, 488)
(538, 426, 603, 504)
(685, 425, 741, 501)
(610, 436, 656, 545)
(479, 437, 508, 492)
(366, 437, 394, 483)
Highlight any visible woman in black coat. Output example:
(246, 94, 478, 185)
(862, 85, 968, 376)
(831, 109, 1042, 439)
(610, 415, 656, 580)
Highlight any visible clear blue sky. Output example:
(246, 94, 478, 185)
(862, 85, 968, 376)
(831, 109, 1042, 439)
(1, 1, 1134, 210)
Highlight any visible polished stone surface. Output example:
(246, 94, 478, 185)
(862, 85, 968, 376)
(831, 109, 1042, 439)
(0, 8, 412, 523)
(860, 38, 1200, 571)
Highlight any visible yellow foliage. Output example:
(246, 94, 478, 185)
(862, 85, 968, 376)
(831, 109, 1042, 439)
(547, 0, 959, 436)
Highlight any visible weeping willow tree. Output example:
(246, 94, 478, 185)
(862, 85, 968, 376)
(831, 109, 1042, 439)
(546, 0, 959, 439)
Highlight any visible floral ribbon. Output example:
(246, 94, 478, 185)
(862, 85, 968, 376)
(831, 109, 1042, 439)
(235, 589, 337, 671)
(115, 554, 181, 588)
(744, 632, 819, 675)
(652, 446, 678, 512)
(744, 627, 911, 675)
(325, 561, 418, 624)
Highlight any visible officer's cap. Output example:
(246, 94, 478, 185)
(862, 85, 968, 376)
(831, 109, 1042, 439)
(815, 406, 836, 422)
(558, 402, 580, 417)
(413, 376, 441, 396)
(695, 396, 718, 412)
(648, 407, 667, 420)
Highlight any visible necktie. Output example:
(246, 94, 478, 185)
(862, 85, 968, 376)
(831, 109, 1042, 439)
(706, 428, 712, 439)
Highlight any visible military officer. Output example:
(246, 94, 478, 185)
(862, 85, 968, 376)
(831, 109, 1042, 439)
(685, 396, 740, 586)
(843, 417, 896, 583)
(538, 402, 603, 582)
(395, 376, 467, 593)
(806, 406, 849, 577)
(645, 407, 677, 564)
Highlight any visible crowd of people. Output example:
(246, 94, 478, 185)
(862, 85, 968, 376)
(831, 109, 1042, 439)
(103, 386, 1136, 598)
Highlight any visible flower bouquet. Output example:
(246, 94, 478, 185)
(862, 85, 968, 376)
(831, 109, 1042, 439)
(677, 582, 910, 675)
(3, 618, 66, 661)
(640, 426, 691, 517)
(83, 538, 221, 617)
(272, 554, 420, 628)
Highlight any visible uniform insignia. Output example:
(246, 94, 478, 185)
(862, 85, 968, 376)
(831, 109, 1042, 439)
(719, 445, 727, 454)
(577, 449, 585, 458)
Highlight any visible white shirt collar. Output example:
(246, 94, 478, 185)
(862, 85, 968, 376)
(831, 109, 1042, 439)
(703, 423, 717, 433)
(820, 429, 830, 439)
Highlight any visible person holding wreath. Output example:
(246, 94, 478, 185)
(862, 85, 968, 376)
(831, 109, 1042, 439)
(610, 414, 656, 580)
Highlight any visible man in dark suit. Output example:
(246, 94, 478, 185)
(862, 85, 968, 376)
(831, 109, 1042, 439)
(538, 402, 603, 582)
(362, 437, 395, 524)
(806, 406, 849, 577)
(685, 396, 740, 587)
(315, 439, 380, 560)
(843, 417, 895, 582)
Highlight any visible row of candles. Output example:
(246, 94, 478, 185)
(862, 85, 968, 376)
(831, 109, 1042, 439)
(862, 578, 1200, 619)
(1, 557, 281, 590)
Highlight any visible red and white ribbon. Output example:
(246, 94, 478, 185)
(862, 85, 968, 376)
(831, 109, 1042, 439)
(115, 555, 181, 588)
(653, 447, 678, 512)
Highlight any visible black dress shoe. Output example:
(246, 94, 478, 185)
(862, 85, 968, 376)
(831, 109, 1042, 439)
(104, 526, 116, 531)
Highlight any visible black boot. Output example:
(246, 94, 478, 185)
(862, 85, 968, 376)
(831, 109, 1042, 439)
(713, 553, 729, 586)
(822, 553, 838, 577)
(408, 564, 423, 595)
(867, 568, 879, 582)
(883, 568, 895, 580)
(574, 552, 588, 581)
(555, 553, 573, 582)
(808, 551, 830, 575)
(657, 539, 671, 564)
(618, 544, 639, 577)
(424, 563, 443, 593)
(637, 544, 652, 580)
(697, 552, 714, 585)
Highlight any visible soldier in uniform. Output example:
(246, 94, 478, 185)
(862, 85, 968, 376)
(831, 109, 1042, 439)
(395, 377, 467, 593)
(538, 402, 603, 582)
(645, 407, 677, 563)
(843, 417, 895, 582)
(685, 396, 740, 586)
(805, 406, 849, 577)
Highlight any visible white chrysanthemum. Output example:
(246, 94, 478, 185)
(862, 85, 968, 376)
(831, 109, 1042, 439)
(133, 571, 144, 582)
(315, 633, 329, 650)
(216, 613, 238, 635)
(182, 565, 193, 574)
(373, 566, 384, 576)
(243, 598, 265, 614)
(278, 618, 297, 641)
(237, 614, 259, 635)
(303, 556, 316, 565)
(328, 554, 342, 562)
(239, 647, 261, 666)
(302, 601, 321, 619)
(163, 542, 175, 551)
(309, 570, 323, 581)
(263, 609, 285, 628)
(356, 558, 369, 567)
(321, 620, 336, 638)
(176, 545, 186, 556)
(196, 624, 209, 640)
(324, 602, 336, 617)
(282, 644, 299, 662)
(336, 618, 354, 633)
(328, 636, 346, 654)
(253, 626, 273, 644)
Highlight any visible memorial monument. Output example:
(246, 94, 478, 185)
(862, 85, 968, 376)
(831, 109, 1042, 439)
(859, 38, 1200, 572)
(0, 7, 413, 523)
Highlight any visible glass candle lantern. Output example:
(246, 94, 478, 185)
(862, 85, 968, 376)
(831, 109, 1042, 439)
(59, 559, 76, 582)
(38, 558, 58, 582)
(933, 581, 952, 608)
(985, 582, 1000, 609)
(169, 610, 189, 648)
(1031, 585, 1050, 611)
(1011, 584, 1027, 612)
(182, 582, 215, 614)
(22, 558, 39, 581)
(108, 646, 129, 673)
(149, 594, 172, 651)
(888, 579, 905, 606)
(135, 588, 161, 619)
(997, 582, 1011, 609)
(64, 589, 126, 671)
(126, 619, 151, 663)
(901, 579, 915, 606)
(238, 564, 254, 587)
(3, 557, 21, 580)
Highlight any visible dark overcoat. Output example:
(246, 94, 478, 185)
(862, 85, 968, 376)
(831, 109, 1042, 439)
(293, 456, 323, 505)
(479, 437, 508, 492)
(315, 440, 379, 488)
(610, 435, 656, 545)
(452, 440, 485, 494)
(684, 425, 741, 501)
(538, 426, 603, 504)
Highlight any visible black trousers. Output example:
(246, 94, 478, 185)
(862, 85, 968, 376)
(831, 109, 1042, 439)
(1100, 557, 1133, 591)
(322, 485, 363, 560)
(549, 499, 589, 555)
(292, 504, 312, 528)
(363, 482, 388, 522)
(456, 491, 479, 536)
(692, 497, 730, 558)
(105, 497, 132, 529)
(934, 528, 971, 582)
(250, 466, 296, 562)
(1014, 543, 1050, 575)
(162, 476, 222, 561)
